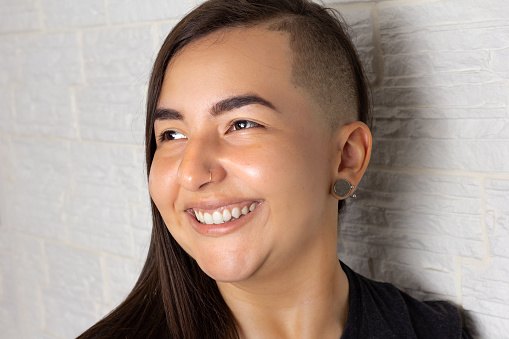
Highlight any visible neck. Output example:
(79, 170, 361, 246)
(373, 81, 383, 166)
(217, 229, 349, 339)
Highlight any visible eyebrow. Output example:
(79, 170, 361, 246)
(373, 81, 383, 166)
(154, 94, 277, 121)
(153, 108, 183, 121)
(211, 94, 276, 116)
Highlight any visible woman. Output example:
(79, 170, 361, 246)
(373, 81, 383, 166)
(79, 0, 470, 338)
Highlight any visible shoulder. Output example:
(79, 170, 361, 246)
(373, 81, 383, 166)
(341, 262, 467, 339)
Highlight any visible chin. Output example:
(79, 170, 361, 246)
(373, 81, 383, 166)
(195, 251, 259, 283)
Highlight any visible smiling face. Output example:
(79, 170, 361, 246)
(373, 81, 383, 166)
(148, 26, 341, 283)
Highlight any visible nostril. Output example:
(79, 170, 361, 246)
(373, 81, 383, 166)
(177, 161, 214, 190)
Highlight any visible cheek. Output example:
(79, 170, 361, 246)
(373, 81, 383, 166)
(233, 134, 329, 207)
(266, 136, 331, 215)
(148, 153, 179, 217)
(224, 142, 285, 191)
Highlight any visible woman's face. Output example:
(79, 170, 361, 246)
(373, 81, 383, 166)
(149, 27, 340, 283)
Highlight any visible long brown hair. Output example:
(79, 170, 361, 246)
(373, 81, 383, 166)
(78, 0, 370, 338)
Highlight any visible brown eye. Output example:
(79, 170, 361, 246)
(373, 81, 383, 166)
(158, 130, 186, 142)
(230, 120, 261, 132)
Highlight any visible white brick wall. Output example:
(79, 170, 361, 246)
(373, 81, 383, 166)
(0, 0, 507, 338)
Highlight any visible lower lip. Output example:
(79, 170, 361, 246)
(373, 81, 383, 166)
(187, 204, 261, 237)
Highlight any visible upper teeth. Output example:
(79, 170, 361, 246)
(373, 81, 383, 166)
(194, 202, 258, 225)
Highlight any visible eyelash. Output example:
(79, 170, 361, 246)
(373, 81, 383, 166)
(157, 130, 186, 142)
(157, 120, 262, 143)
(227, 119, 262, 132)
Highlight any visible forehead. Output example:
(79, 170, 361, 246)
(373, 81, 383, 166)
(158, 26, 297, 109)
(170, 25, 292, 76)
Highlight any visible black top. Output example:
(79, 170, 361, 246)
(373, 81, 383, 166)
(340, 262, 472, 339)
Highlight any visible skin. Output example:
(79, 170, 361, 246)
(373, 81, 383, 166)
(149, 26, 372, 339)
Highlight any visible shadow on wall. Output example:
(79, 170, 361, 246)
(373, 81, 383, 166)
(335, 3, 486, 337)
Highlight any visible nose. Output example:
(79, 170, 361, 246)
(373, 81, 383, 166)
(177, 137, 225, 191)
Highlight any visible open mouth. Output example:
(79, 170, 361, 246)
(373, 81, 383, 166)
(192, 202, 259, 225)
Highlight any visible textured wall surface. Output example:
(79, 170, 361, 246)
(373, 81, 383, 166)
(0, 0, 508, 338)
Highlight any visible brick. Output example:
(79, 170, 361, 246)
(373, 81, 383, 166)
(382, 70, 508, 88)
(7, 232, 47, 283)
(9, 138, 71, 195)
(108, 0, 192, 24)
(463, 311, 508, 339)
(338, 240, 457, 274)
(0, 137, 11, 228)
(385, 211, 482, 241)
(130, 203, 152, 230)
(69, 142, 143, 205)
(485, 179, 509, 219)
(464, 255, 509, 281)
(14, 85, 78, 139)
(379, 0, 509, 32)
(0, 307, 17, 339)
(18, 32, 83, 86)
(15, 280, 44, 338)
(7, 138, 71, 240)
(0, 253, 17, 307)
(340, 222, 484, 259)
(463, 294, 509, 320)
(0, 257, 18, 338)
(384, 53, 434, 77)
(0, 236, 45, 337)
(371, 139, 509, 172)
(45, 242, 104, 300)
(82, 26, 155, 85)
(488, 235, 509, 259)
(376, 262, 458, 298)
(43, 285, 100, 338)
(133, 226, 151, 260)
(429, 50, 491, 73)
(41, 0, 107, 29)
(11, 195, 69, 241)
(66, 142, 141, 256)
(492, 47, 509, 73)
(381, 26, 509, 55)
(464, 283, 509, 323)
(66, 202, 135, 257)
(0, 87, 14, 134)
(481, 83, 509, 107)
(0, 0, 40, 33)
(31, 334, 57, 339)
(372, 118, 509, 140)
(130, 198, 152, 260)
(373, 85, 484, 108)
(104, 256, 141, 307)
(373, 106, 509, 120)
(485, 179, 509, 258)
(355, 171, 482, 213)
(378, 250, 456, 274)
(75, 83, 146, 144)
(0, 37, 20, 86)
(342, 204, 388, 228)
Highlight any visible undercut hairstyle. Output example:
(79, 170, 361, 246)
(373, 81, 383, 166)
(267, 16, 369, 128)
(78, 1, 371, 338)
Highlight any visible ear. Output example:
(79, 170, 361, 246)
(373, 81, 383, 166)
(332, 121, 372, 192)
